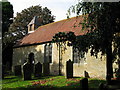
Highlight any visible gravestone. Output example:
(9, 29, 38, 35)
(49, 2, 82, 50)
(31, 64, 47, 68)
(66, 59, 73, 79)
(43, 63, 50, 76)
(80, 78, 89, 90)
(23, 63, 32, 80)
(14, 65, 22, 76)
(34, 62, 42, 77)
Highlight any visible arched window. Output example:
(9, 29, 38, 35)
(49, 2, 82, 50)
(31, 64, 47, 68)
(44, 43, 52, 63)
(73, 47, 80, 63)
(49, 44, 52, 63)
(73, 47, 85, 63)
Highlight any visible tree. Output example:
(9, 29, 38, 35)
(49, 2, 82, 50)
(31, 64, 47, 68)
(1, 1, 13, 67)
(69, 2, 120, 83)
(3, 5, 55, 45)
(2, 1, 13, 35)
(10, 5, 54, 37)
(0, 1, 13, 78)
(53, 2, 120, 84)
(2, 5, 55, 69)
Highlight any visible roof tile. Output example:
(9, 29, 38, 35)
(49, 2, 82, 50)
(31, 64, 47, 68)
(16, 16, 87, 47)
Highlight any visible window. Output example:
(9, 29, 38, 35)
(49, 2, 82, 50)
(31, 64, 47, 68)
(49, 44, 52, 63)
(44, 43, 52, 63)
(73, 47, 85, 63)
(73, 47, 80, 63)
(29, 24, 32, 31)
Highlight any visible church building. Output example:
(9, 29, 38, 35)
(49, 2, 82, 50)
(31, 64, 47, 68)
(12, 16, 118, 79)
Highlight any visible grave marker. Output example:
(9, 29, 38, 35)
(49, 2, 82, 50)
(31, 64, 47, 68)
(66, 59, 73, 79)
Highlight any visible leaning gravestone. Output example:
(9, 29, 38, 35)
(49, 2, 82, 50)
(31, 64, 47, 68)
(66, 59, 73, 79)
(34, 62, 42, 77)
(43, 63, 50, 76)
(23, 63, 32, 80)
(14, 65, 22, 76)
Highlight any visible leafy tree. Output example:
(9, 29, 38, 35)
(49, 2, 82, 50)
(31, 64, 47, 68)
(1, 1, 13, 67)
(0, 1, 13, 78)
(2, 1, 13, 35)
(3, 5, 55, 45)
(2, 5, 55, 70)
(53, 2, 120, 83)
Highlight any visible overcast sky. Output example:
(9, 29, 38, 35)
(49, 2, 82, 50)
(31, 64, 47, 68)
(8, 0, 78, 21)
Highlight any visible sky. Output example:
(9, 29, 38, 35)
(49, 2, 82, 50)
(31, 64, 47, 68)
(8, 0, 78, 21)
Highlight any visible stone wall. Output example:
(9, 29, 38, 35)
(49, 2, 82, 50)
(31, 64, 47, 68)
(12, 44, 44, 71)
(73, 50, 106, 79)
(13, 42, 118, 79)
(49, 43, 59, 75)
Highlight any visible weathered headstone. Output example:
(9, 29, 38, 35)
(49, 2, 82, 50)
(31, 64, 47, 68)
(23, 63, 32, 80)
(34, 62, 42, 77)
(43, 63, 50, 76)
(80, 78, 89, 90)
(14, 65, 22, 76)
(66, 59, 73, 79)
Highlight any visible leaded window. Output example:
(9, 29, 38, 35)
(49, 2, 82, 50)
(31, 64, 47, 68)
(73, 47, 80, 63)
(49, 44, 52, 63)
(44, 43, 52, 63)
(73, 47, 85, 63)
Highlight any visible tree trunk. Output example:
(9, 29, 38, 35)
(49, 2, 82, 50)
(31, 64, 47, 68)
(59, 43, 62, 75)
(106, 41, 113, 84)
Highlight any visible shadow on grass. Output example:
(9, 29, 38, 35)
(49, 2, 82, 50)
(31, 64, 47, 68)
(3, 75, 56, 80)
(72, 76, 82, 78)
(2, 75, 106, 90)
(2, 80, 19, 84)
(14, 78, 105, 90)
(3, 76, 19, 79)
(30, 75, 60, 81)
(2, 75, 60, 87)
(2, 76, 22, 84)
(9, 84, 100, 90)
(88, 79, 106, 89)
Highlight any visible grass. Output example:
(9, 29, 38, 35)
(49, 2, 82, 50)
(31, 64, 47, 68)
(2, 75, 106, 89)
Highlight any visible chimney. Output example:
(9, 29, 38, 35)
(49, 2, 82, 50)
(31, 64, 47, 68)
(27, 16, 42, 34)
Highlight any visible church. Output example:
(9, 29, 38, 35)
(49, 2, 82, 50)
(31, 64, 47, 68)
(12, 16, 117, 79)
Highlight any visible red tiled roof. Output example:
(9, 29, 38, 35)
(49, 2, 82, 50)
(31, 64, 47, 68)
(15, 16, 87, 47)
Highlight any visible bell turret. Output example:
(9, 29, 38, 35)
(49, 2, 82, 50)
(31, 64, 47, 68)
(27, 16, 42, 33)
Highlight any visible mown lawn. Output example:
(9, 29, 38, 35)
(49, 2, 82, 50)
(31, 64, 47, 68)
(2, 75, 106, 89)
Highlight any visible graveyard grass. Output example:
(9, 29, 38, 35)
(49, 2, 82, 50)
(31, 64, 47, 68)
(2, 75, 106, 89)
